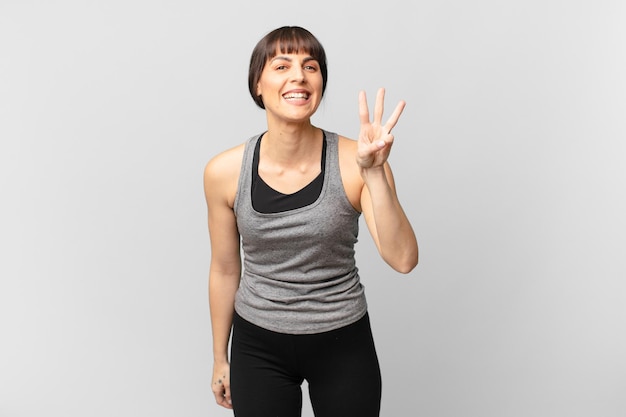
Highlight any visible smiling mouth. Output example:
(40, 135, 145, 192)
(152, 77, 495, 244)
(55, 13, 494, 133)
(283, 92, 310, 100)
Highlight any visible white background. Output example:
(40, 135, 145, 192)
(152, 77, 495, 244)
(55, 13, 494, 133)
(2, 0, 625, 416)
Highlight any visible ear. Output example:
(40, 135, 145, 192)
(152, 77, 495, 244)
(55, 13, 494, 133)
(256, 83, 261, 96)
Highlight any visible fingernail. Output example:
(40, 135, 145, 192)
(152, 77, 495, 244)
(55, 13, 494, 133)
(377, 140, 385, 148)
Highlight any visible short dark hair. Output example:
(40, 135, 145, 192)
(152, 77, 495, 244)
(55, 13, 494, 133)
(248, 26, 328, 109)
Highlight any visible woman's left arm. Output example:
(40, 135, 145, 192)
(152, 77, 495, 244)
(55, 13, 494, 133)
(357, 88, 418, 273)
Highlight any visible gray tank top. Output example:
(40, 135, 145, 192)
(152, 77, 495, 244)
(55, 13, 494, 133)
(233, 130, 368, 334)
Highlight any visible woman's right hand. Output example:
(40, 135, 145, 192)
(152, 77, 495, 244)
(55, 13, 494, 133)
(211, 361, 232, 409)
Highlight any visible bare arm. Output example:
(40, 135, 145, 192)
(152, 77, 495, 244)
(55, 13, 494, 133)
(357, 88, 418, 273)
(203, 147, 243, 409)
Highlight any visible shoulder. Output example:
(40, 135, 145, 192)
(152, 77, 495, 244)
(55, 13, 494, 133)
(335, 134, 364, 211)
(336, 134, 358, 170)
(204, 142, 246, 180)
(203, 142, 247, 207)
(336, 134, 357, 149)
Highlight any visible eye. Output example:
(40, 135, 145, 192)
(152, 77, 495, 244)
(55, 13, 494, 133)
(304, 65, 318, 71)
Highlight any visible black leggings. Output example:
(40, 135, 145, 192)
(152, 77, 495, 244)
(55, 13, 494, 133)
(230, 312, 382, 417)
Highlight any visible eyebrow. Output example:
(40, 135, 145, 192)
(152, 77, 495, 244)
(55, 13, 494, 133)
(270, 55, 317, 64)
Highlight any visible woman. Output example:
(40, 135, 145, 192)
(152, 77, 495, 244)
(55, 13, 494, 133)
(204, 26, 418, 417)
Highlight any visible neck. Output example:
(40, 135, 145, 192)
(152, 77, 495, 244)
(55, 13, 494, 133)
(262, 123, 322, 165)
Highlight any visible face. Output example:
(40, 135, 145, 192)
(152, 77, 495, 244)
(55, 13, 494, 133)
(256, 51, 324, 124)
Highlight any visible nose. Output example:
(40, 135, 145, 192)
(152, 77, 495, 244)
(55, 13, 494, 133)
(291, 66, 305, 83)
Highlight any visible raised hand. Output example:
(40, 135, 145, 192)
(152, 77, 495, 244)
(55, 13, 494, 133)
(356, 87, 406, 169)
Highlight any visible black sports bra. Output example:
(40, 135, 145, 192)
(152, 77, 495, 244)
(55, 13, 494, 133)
(251, 133, 327, 213)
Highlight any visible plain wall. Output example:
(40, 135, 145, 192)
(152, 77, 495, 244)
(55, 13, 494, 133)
(2, 0, 625, 416)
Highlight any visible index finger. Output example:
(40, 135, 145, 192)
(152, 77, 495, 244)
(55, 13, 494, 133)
(384, 99, 406, 133)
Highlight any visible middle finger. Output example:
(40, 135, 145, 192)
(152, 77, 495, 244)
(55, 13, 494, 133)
(374, 88, 385, 124)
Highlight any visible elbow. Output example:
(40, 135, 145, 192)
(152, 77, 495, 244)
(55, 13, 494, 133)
(387, 251, 419, 274)
(379, 238, 419, 274)
(395, 257, 418, 274)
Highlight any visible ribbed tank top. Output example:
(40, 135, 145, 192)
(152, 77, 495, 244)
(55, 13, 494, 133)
(233, 130, 368, 334)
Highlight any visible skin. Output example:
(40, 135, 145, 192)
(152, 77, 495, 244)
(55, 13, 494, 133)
(203, 50, 418, 409)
